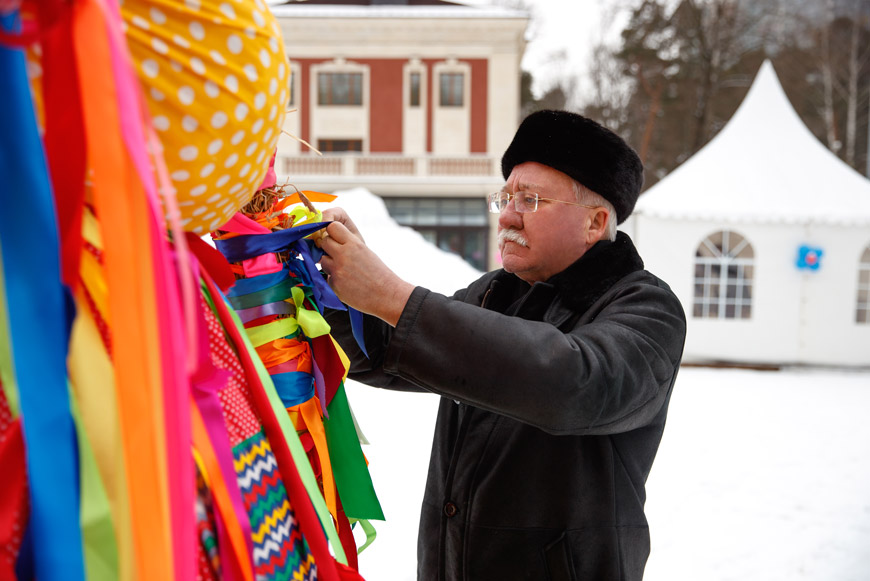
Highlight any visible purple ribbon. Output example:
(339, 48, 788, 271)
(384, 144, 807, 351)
(311, 355, 329, 419)
(234, 301, 295, 324)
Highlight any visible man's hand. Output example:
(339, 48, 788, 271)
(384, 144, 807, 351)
(318, 213, 414, 327)
(321, 207, 365, 242)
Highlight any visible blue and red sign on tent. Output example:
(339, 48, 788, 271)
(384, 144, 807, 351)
(796, 245, 824, 271)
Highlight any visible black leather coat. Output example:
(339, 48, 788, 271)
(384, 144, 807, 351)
(326, 232, 686, 580)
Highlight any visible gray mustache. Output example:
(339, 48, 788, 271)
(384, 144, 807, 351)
(498, 229, 528, 248)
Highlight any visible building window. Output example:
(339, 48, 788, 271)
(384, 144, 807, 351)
(439, 72, 464, 107)
(857, 245, 870, 324)
(317, 72, 363, 105)
(288, 70, 295, 106)
(693, 230, 754, 319)
(383, 197, 487, 270)
(317, 139, 362, 153)
(409, 72, 421, 107)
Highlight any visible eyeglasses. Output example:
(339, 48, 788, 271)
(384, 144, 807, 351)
(488, 191, 599, 214)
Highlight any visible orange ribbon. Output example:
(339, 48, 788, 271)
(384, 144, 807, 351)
(191, 404, 254, 581)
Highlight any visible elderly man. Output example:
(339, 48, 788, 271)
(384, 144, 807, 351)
(319, 110, 686, 581)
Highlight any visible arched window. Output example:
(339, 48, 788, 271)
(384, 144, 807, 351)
(857, 245, 870, 324)
(693, 230, 754, 319)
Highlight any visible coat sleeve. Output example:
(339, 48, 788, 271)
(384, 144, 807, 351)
(323, 285, 477, 393)
(382, 272, 686, 436)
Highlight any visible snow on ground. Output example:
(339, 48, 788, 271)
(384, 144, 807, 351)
(644, 367, 870, 581)
(320, 189, 870, 581)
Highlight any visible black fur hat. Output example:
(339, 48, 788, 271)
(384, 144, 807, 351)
(501, 110, 643, 224)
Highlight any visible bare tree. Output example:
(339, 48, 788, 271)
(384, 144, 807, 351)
(841, 0, 870, 166)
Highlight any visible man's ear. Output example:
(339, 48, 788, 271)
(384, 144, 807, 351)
(585, 207, 610, 244)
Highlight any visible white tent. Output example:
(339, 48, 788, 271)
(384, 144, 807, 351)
(629, 60, 870, 367)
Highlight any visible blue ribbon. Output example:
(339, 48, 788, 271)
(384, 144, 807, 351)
(214, 222, 328, 263)
(226, 264, 292, 297)
(215, 224, 368, 357)
(0, 13, 85, 581)
(295, 240, 343, 312)
(349, 308, 367, 358)
(294, 241, 367, 357)
(271, 371, 316, 408)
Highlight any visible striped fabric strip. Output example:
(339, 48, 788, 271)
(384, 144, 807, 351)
(233, 431, 317, 581)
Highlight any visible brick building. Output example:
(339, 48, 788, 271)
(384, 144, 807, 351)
(271, 0, 528, 270)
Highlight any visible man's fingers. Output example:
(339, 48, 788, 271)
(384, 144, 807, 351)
(322, 207, 364, 241)
(318, 253, 334, 275)
(321, 207, 344, 223)
(324, 221, 354, 244)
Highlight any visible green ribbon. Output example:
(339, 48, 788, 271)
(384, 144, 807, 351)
(324, 383, 385, 521)
(246, 316, 300, 348)
(70, 390, 119, 580)
(290, 286, 330, 339)
(227, 278, 298, 311)
(0, 247, 19, 418)
(216, 294, 349, 565)
(350, 519, 377, 554)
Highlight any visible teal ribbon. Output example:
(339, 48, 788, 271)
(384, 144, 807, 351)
(0, 12, 85, 581)
(226, 278, 298, 310)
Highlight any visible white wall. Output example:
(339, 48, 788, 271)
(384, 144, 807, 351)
(487, 52, 522, 154)
(277, 60, 302, 154)
(431, 60, 470, 154)
(633, 217, 796, 365)
(634, 215, 870, 367)
(402, 59, 427, 155)
(799, 223, 870, 365)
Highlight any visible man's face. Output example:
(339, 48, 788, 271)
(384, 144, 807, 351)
(497, 162, 600, 284)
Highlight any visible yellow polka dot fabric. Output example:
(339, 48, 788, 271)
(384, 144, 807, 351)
(122, 0, 289, 234)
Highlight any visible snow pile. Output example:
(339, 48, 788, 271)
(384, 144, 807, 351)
(321, 187, 483, 295)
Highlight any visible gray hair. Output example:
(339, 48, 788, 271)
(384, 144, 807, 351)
(572, 180, 617, 241)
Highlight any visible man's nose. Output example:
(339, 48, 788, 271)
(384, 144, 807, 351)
(498, 198, 523, 230)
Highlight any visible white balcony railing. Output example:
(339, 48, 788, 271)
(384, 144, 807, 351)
(276, 153, 500, 180)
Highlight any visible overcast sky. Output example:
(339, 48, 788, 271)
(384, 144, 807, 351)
(468, 0, 628, 103)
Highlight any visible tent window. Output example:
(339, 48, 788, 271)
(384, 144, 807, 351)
(693, 230, 754, 319)
(857, 246, 870, 324)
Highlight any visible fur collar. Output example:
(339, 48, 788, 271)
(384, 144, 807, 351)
(547, 230, 644, 313)
(489, 231, 644, 317)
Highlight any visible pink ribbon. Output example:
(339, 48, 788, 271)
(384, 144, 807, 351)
(219, 213, 282, 276)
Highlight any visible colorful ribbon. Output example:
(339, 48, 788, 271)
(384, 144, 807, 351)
(0, 10, 85, 579)
(200, 274, 348, 575)
(324, 384, 385, 521)
(236, 301, 295, 324)
(272, 372, 316, 408)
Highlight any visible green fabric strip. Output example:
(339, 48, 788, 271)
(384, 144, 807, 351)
(246, 316, 300, 348)
(70, 389, 120, 580)
(290, 286, 330, 339)
(214, 290, 348, 565)
(227, 278, 298, 310)
(324, 383, 385, 521)
(349, 519, 377, 555)
(0, 248, 20, 418)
